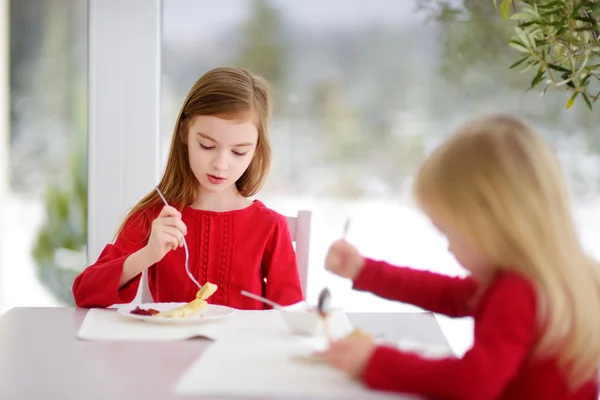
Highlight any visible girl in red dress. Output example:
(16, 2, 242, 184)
(73, 67, 303, 310)
(321, 114, 600, 400)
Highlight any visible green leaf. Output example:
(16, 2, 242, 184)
(556, 78, 572, 87)
(522, 6, 541, 18)
(529, 67, 545, 90)
(533, 19, 552, 26)
(540, 8, 564, 17)
(573, 0, 597, 13)
(511, 12, 532, 21)
(520, 60, 538, 73)
(500, 0, 512, 22)
(566, 91, 579, 109)
(582, 93, 593, 110)
(576, 55, 590, 75)
(573, 16, 596, 24)
(595, 91, 600, 103)
(537, 1, 564, 9)
(540, 84, 551, 97)
(555, 26, 569, 36)
(509, 56, 531, 69)
(581, 74, 592, 87)
(509, 40, 530, 53)
(524, 26, 543, 37)
(547, 63, 570, 72)
(515, 27, 535, 50)
(582, 30, 592, 43)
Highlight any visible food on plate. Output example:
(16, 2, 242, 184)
(156, 282, 218, 318)
(130, 306, 159, 316)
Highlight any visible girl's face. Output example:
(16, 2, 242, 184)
(428, 210, 493, 281)
(186, 115, 258, 195)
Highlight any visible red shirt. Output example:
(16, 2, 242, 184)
(354, 258, 599, 400)
(73, 200, 304, 309)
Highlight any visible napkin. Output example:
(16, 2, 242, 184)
(76, 308, 230, 341)
(173, 335, 405, 399)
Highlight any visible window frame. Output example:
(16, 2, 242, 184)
(87, 0, 162, 301)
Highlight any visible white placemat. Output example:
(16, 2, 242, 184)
(77, 303, 354, 342)
(394, 339, 455, 359)
(172, 312, 451, 398)
(173, 335, 403, 399)
(76, 308, 231, 341)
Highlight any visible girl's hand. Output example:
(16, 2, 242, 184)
(325, 239, 365, 280)
(319, 335, 376, 378)
(143, 205, 187, 264)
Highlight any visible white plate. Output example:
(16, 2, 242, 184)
(117, 302, 236, 325)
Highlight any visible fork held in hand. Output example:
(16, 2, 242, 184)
(155, 186, 202, 290)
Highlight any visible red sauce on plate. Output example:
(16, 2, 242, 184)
(130, 306, 159, 316)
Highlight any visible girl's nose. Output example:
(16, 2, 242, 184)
(211, 152, 228, 170)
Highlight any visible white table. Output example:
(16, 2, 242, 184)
(0, 307, 451, 399)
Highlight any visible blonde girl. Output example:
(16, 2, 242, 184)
(322, 114, 600, 400)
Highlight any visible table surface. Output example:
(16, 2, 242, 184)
(0, 307, 451, 400)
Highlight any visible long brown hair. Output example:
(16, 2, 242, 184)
(116, 67, 274, 238)
(414, 114, 600, 389)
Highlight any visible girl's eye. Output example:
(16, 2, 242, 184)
(200, 143, 214, 150)
(232, 151, 248, 157)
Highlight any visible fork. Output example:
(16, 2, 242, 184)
(342, 218, 351, 239)
(155, 186, 202, 289)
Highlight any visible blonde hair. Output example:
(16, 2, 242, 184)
(414, 114, 600, 388)
(116, 66, 274, 237)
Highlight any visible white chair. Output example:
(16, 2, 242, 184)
(138, 210, 312, 303)
(286, 210, 312, 296)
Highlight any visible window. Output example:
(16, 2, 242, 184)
(1, 0, 88, 312)
(161, 0, 600, 354)
(83, 1, 599, 355)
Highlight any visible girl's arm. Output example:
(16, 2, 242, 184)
(72, 212, 151, 308)
(262, 215, 304, 307)
(353, 258, 478, 317)
(360, 274, 537, 400)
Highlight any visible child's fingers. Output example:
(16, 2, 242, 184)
(320, 349, 345, 369)
(158, 205, 181, 218)
(161, 233, 179, 252)
(159, 226, 183, 249)
(324, 251, 336, 270)
(159, 216, 188, 236)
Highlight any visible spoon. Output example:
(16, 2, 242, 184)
(154, 186, 201, 289)
(317, 287, 332, 317)
(317, 287, 332, 341)
(240, 290, 283, 310)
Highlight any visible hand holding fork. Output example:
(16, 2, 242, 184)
(150, 187, 202, 289)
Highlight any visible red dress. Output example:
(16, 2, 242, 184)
(354, 258, 599, 400)
(73, 200, 304, 309)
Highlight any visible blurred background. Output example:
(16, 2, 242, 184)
(1, 0, 599, 355)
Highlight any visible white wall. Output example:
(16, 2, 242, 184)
(87, 0, 162, 300)
(0, 0, 9, 309)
